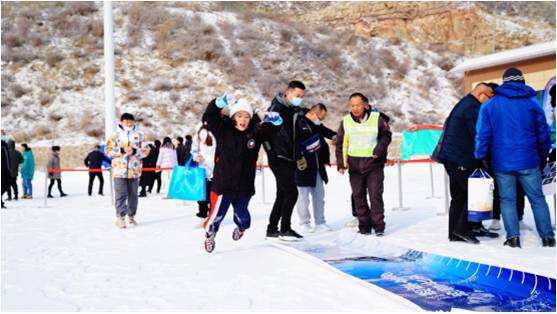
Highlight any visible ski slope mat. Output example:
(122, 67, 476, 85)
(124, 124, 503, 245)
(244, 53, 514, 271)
(279, 237, 556, 312)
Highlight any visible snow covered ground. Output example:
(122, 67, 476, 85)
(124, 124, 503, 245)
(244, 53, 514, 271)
(1, 163, 555, 311)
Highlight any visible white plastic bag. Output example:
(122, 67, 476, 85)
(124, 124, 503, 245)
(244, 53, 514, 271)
(468, 168, 494, 222)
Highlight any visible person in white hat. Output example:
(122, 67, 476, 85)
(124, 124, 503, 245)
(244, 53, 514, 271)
(201, 93, 283, 253)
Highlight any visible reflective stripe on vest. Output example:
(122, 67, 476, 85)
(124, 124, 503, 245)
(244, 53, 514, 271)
(343, 112, 380, 158)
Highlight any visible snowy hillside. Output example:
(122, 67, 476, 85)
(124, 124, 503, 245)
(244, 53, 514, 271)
(2, 1, 554, 147)
(2, 164, 555, 310)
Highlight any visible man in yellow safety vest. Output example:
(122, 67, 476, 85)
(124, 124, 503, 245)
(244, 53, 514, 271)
(335, 93, 392, 236)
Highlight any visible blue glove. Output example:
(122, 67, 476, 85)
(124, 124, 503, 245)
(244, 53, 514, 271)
(263, 112, 283, 126)
(215, 93, 236, 109)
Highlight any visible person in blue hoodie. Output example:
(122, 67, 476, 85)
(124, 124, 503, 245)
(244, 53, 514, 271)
(475, 68, 555, 248)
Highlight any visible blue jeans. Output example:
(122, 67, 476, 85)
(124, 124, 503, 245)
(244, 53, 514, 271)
(22, 179, 32, 195)
(494, 167, 554, 240)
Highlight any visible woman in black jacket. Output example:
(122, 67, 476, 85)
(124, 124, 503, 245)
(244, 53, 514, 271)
(201, 94, 281, 253)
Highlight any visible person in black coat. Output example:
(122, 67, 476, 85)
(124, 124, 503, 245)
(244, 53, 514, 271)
(263, 80, 307, 240)
(84, 144, 111, 196)
(6, 140, 23, 201)
(202, 95, 281, 253)
(1, 131, 12, 209)
(176, 136, 186, 166)
(139, 143, 157, 197)
(437, 82, 495, 244)
(148, 140, 162, 194)
(294, 103, 336, 233)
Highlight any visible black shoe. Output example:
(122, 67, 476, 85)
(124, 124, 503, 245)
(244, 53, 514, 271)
(265, 229, 280, 239)
(449, 237, 465, 242)
(60, 193, 68, 197)
(542, 237, 555, 247)
(358, 228, 372, 235)
(6, 197, 11, 201)
(196, 212, 208, 219)
(1, 202, 6, 209)
(47, 194, 54, 198)
(138, 193, 147, 198)
(375, 230, 385, 237)
(99, 193, 104, 196)
(279, 229, 303, 241)
(88, 193, 92, 196)
(472, 226, 499, 238)
(504, 237, 521, 248)
(14, 195, 18, 201)
(453, 232, 480, 244)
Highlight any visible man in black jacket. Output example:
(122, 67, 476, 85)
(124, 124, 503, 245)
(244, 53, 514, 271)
(438, 82, 495, 244)
(84, 144, 111, 196)
(264, 80, 306, 240)
(1, 131, 12, 209)
(176, 136, 186, 166)
(6, 140, 23, 201)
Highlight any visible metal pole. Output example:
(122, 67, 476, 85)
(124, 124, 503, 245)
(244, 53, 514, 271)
(43, 171, 48, 208)
(104, 1, 116, 141)
(442, 170, 450, 215)
(429, 163, 435, 198)
(109, 169, 115, 206)
(398, 162, 403, 208)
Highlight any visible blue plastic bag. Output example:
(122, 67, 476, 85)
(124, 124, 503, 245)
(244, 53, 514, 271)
(167, 157, 207, 201)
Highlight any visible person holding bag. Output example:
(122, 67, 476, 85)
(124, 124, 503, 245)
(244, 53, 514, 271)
(193, 123, 216, 218)
(201, 93, 282, 253)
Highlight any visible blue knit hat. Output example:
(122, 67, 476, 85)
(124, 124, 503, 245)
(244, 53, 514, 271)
(502, 68, 525, 84)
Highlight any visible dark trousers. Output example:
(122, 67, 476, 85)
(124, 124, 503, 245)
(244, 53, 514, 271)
(349, 166, 386, 233)
(197, 179, 212, 216)
(203, 192, 252, 234)
(492, 180, 525, 220)
(88, 172, 104, 195)
(444, 161, 474, 238)
(268, 159, 298, 232)
(7, 176, 18, 199)
(149, 172, 162, 193)
(48, 179, 64, 196)
(114, 178, 139, 217)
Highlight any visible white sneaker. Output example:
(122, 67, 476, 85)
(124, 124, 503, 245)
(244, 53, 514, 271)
(314, 224, 333, 232)
(301, 224, 313, 233)
(345, 217, 358, 228)
(115, 216, 126, 229)
(519, 221, 532, 231)
(488, 219, 501, 231)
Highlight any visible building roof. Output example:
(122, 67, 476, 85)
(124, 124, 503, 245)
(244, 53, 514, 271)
(451, 41, 556, 74)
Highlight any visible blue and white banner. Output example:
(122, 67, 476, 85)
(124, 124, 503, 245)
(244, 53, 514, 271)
(286, 241, 556, 312)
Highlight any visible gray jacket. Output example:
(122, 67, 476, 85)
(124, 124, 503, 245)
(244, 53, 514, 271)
(46, 152, 61, 179)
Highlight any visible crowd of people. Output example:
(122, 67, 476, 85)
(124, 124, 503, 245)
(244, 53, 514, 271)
(1, 71, 555, 253)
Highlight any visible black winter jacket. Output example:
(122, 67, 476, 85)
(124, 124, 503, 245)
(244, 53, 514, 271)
(203, 99, 277, 198)
(176, 144, 186, 166)
(294, 113, 336, 187)
(437, 94, 482, 169)
(263, 93, 304, 163)
(84, 150, 111, 169)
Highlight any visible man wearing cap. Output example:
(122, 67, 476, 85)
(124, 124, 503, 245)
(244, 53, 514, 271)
(105, 113, 150, 228)
(475, 68, 555, 248)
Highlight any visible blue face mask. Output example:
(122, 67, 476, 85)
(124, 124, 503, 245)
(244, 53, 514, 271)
(291, 97, 303, 107)
(1, 136, 7, 142)
(313, 119, 322, 126)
